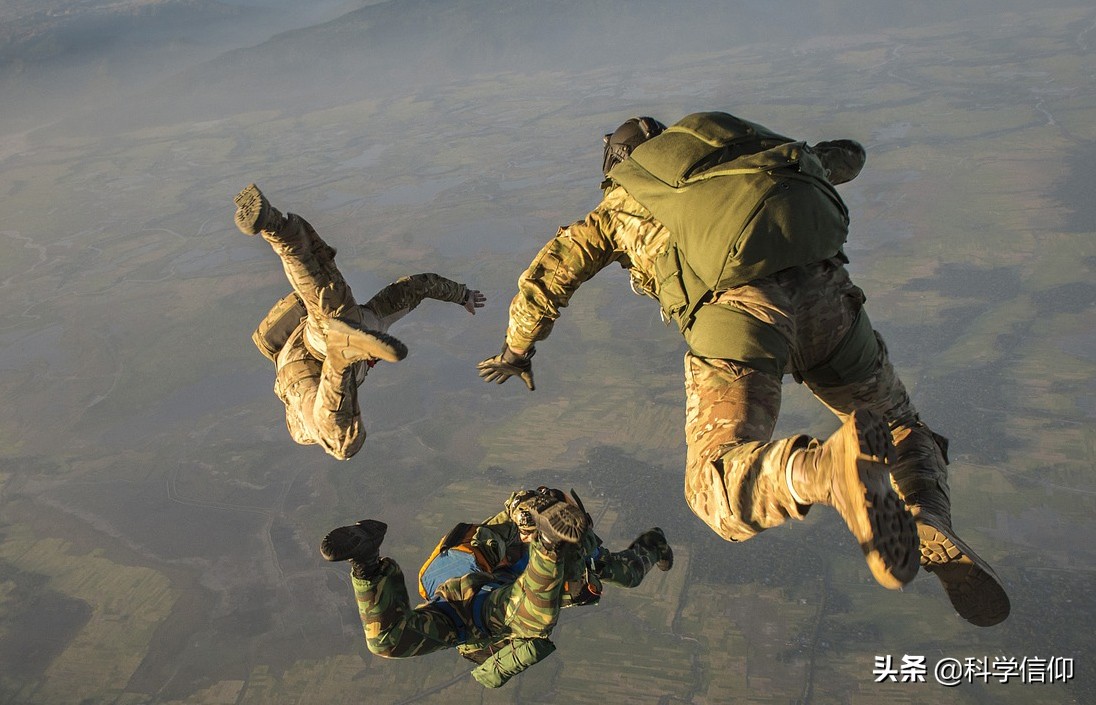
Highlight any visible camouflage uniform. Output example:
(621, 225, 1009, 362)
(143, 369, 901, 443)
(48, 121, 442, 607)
(350, 495, 670, 687)
(256, 213, 468, 460)
(501, 116, 1008, 624)
(503, 174, 890, 542)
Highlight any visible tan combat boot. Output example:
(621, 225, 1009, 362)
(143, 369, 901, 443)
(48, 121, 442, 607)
(323, 318, 407, 368)
(890, 424, 1011, 626)
(234, 183, 286, 235)
(788, 408, 919, 590)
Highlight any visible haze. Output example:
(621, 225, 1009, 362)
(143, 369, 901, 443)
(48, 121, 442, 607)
(0, 1, 1093, 703)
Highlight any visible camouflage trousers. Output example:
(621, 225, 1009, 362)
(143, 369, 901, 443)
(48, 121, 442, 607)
(352, 541, 565, 659)
(263, 214, 369, 460)
(683, 257, 951, 541)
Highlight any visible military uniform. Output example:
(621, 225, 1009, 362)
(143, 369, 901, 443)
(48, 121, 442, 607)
(349, 492, 672, 688)
(237, 186, 470, 460)
(498, 112, 1008, 625)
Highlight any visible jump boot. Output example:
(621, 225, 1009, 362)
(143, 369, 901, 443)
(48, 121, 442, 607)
(236, 183, 340, 273)
(788, 408, 919, 590)
(234, 183, 286, 235)
(891, 424, 1010, 626)
(320, 519, 388, 579)
(531, 499, 590, 548)
(324, 318, 407, 366)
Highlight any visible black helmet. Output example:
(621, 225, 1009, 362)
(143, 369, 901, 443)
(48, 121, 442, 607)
(602, 116, 665, 176)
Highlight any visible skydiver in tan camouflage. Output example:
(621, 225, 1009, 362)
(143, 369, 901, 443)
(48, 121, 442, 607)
(477, 113, 1009, 626)
(233, 184, 485, 460)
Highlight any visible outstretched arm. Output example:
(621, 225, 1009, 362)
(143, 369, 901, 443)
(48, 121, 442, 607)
(504, 211, 621, 352)
(364, 273, 470, 320)
(478, 203, 622, 390)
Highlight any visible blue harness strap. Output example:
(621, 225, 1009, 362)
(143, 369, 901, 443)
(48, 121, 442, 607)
(431, 599, 469, 644)
(431, 580, 506, 645)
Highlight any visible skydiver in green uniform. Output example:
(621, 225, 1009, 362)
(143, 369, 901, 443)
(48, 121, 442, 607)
(321, 487, 674, 688)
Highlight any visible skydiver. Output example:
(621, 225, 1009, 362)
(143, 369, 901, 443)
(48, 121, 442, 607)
(476, 113, 1009, 626)
(320, 486, 674, 688)
(233, 184, 485, 460)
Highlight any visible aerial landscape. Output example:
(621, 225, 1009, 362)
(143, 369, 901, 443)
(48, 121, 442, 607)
(0, 1, 1093, 703)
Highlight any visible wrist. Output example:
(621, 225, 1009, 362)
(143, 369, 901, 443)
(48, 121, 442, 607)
(505, 338, 535, 357)
(501, 345, 534, 364)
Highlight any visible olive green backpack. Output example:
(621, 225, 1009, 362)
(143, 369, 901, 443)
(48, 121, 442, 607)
(609, 112, 851, 335)
(252, 292, 307, 361)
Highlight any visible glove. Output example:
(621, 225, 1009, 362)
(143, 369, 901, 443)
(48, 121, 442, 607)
(477, 344, 535, 391)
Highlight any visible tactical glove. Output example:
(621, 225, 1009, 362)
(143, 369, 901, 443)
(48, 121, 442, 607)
(477, 344, 535, 391)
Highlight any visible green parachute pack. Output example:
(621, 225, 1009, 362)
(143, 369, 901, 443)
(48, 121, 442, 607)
(609, 112, 851, 372)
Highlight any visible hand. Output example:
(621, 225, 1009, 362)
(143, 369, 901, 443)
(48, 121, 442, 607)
(477, 344, 535, 391)
(462, 289, 486, 315)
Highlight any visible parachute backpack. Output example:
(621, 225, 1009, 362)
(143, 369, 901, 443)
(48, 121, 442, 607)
(417, 523, 497, 600)
(607, 111, 852, 372)
(252, 292, 307, 361)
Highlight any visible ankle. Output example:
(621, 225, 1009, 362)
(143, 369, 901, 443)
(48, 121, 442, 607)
(350, 557, 380, 580)
(786, 444, 822, 506)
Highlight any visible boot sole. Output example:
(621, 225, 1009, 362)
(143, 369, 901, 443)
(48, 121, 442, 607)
(320, 519, 388, 562)
(233, 184, 269, 236)
(832, 409, 920, 590)
(326, 319, 407, 363)
(534, 502, 589, 545)
(919, 519, 1010, 626)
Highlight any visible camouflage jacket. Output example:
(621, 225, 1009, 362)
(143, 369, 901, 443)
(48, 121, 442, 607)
(434, 498, 604, 612)
(504, 141, 865, 352)
(433, 494, 605, 674)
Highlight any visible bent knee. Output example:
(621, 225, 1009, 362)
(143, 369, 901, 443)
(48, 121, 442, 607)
(326, 447, 355, 461)
(322, 429, 366, 460)
(682, 476, 756, 544)
(689, 508, 757, 544)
